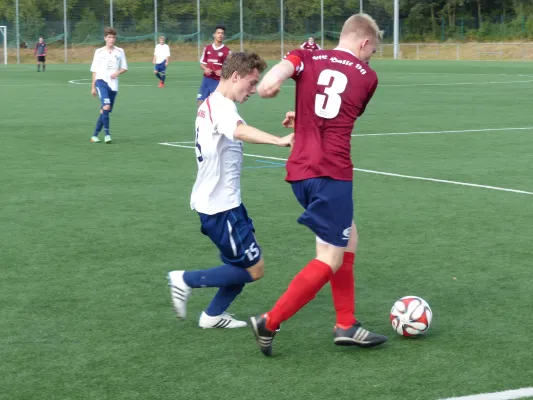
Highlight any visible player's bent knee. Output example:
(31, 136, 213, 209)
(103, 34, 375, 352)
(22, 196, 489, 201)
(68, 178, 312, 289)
(346, 222, 358, 253)
(316, 242, 345, 272)
(102, 105, 111, 111)
(246, 258, 265, 281)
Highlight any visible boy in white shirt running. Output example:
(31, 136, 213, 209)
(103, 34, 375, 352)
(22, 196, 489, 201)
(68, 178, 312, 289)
(90, 27, 128, 144)
(167, 52, 294, 329)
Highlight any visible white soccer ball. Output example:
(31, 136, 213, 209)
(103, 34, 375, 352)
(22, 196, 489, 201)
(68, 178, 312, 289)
(390, 296, 432, 337)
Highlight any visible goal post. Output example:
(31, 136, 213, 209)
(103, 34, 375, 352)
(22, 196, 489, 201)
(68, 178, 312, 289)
(0, 26, 6, 65)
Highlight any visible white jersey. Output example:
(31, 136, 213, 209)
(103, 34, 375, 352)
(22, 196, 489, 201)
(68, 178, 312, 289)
(154, 43, 170, 64)
(90, 46, 128, 92)
(190, 92, 245, 215)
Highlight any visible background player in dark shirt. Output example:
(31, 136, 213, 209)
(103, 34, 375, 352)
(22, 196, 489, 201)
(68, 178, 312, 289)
(34, 37, 47, 72)
(197, 25, 231, 107)
(300, 36, 321, 51)
(250, 13, 388, 356)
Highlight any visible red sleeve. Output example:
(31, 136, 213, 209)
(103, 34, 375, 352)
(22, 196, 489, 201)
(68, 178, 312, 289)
(284, 49, 306, 79)
(200, 46, 208, 64)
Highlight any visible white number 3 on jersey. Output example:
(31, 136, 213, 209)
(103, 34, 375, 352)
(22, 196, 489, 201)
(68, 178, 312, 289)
(314, 69, 348, 119)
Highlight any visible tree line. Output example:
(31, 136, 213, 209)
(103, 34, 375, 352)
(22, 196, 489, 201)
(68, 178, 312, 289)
(2, 0, 533, 43)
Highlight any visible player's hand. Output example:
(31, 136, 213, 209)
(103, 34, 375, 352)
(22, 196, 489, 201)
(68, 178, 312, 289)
(204, 68, 212, 75)
(214, 70, 221, 77)
(91, 88, 97, 97)
(282, 111, 296, 128)
(277, 133, 294, 148)
(109, 72, 119, 79)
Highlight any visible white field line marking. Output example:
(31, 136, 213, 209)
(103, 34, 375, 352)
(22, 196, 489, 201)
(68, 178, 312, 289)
(380, 79, 533, 87)
(352, 126, 533, 137)
(64, 77, 533, 89)
(68, 78, 153, 87)
(0, 83, 66, 87)
(279, 79, 533, 89)
(159, 143, 533, 196)
(440, 387, 533, 400)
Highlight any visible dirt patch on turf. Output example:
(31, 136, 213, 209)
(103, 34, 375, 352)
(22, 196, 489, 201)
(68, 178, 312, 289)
(378, 42, 533, 61)
(5, 41, 533, 64)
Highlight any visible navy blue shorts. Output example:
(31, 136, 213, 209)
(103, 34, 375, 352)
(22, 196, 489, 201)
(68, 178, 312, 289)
(197, 76, 219, 101)
(198, 203, 262, 268)
(291, 177, 353, 247)
(95, 80, 117, 112)
(154, 61, 167, 74)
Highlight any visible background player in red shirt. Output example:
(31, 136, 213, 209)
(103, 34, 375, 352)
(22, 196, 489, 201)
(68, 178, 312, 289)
(250, 13, 387, 356)
(300, 36, 321, 51)
(197, 25, 231, 107)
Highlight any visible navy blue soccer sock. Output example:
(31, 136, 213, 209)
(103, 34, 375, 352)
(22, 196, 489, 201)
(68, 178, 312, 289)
(183, 264, 253, 288)
(205, 283, 245, 316)
(155, 72, 162, 80)
(93, 114, 103, 136)
(161, 73, 166, 83)
(102, 110, 110, 136)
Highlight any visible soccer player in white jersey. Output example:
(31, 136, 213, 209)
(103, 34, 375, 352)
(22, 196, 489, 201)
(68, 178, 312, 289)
(153, 36, 170, 88)
(90, 27, 128, 144)
(167, 52, 294, 329)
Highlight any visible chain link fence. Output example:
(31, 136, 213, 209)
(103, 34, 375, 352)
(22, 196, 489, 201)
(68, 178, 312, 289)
(1, 0, 533, 64)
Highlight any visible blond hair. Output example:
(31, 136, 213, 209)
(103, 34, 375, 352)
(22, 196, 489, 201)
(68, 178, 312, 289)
(341, 13, 383, 41)
(159, 36, 165, 40)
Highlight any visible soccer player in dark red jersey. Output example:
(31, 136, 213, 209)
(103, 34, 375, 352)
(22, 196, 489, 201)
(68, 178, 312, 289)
(197, 25, 231, 107)
(300, 36, 321, 51)
(250, 13, 388, 356)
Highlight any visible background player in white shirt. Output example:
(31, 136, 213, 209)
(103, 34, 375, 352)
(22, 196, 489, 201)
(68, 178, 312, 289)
(153, 36, 170, 88)
(167, 52, 294, 329)
(90, 27, 128, 144)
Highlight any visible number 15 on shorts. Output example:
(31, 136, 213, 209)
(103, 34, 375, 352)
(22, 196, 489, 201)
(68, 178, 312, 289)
(245, 242, 260, 262)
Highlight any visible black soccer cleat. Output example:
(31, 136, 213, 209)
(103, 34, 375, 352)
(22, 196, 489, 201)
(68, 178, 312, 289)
(333, 322, 388, 348)
(250, 314, 277, 357)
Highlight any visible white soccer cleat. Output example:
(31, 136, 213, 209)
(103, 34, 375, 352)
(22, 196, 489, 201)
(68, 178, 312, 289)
(90, 136, 101, 143)
(198, 311, 248, 329)
(167, 270, 192, 319)
(104, 135, 112, 144)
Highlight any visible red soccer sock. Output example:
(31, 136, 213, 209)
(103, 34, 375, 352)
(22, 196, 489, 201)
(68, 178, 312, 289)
(265, 259, 334, 331)
(330, 252, 357, 328)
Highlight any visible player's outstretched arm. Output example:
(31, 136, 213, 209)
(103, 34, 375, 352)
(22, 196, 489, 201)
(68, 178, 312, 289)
(257, 60, 294, 98)
(234, 123, 293, 147)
